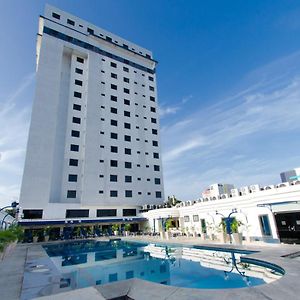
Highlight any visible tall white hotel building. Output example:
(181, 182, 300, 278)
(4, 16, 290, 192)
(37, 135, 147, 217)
(19, 5, 164, 227)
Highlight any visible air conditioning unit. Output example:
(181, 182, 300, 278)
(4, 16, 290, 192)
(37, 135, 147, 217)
(230, 189, 239, 197)
(210, 196, 217, 201)
(263, 185, 275, 190)
(249, 184, 260, 193)
(276, 182, 289, 188)
(220, 194, 228, 199)
(197, 198, 203, 203)
(240, 186, 250, 195)
(203, 197, 209, 202)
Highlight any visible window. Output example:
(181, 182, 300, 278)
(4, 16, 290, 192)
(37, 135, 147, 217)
(154, 178, 161, 185)
(69, 159, 78, 166)
(111, 84, 117, 90)
(111, 146, 118, 153)
(153, 141, 158, 147)
(123, 77, 129, 83)
(71, 130, 80, 138)
(110, 190, 118, 197)
(97, 209, 117, 217)
(124, 122, 131, 129)
(123, 209, 136, 216)
(111, 95, 117, 102)
(193, 215, 199, 222)
(151, 118, 157, 124)
(110, 160, 118, 167)
(124, 111, 130, 117)
(100, 131, 104, 135)
(124, 99, 130, 105)
(123, 66, 129, 72)
(67, 190, 77, 198)
(52, 12, 60, 19)
(68, 174, 78, 182)
(149, 76, 154, 81)
(111, 119, 118, 126)
(111, 107, 117, 114)
(77, 57, 84, 63)
(110, 175, 118, 182)
(75, 79, 82, 86)
(23, 209, 43, 219)
(125, 148, 131, 155)
(150, 107, 156, 112)
(99, 160, 104, 163)
(149, 86, 155, 91)
(184, 216, 190, 222)
(75, 68, 83, 74)
(99, 190, 103, 194)
(124, 88, 130, 94)
(125, 190, 132, 197)
(111, 73, 117, 79)
(125, 175, 132, 183)
(74, 92, 82, 98)
(125, 162, 132, 168)
(154, 165, 160, 171)
(73, 104, 81, 111)
(72, 117, 81, 124)
(70, 144, 79, 152)
(66, 209, 89, 218)
(156, 191, 162, 198)
(137, 178, 141, 181)
(67, 19, 75, 26)
(259, 215, 272, 236)
(111, 132, 118, 139)
(106, 36, 112, 42)
(87, 27, 94, 34)
(150, 96, 155, 102)
(152, 129, 158, 135)
(110, 62, 117, 68)
(124, 135, 131, 142)
(153, 153, 159, 159)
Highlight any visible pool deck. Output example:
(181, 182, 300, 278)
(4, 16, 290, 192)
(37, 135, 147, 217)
(1, 237, 300, 300)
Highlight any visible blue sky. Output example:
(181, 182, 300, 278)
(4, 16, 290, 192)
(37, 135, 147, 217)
(1, 0, 300, 206)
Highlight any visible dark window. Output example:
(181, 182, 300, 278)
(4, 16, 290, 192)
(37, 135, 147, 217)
(149, 86, 155, 91)
(125, 175, 132, 183)
(150, 107, 156, 112)
(72, 117, 81, 124)
(111, 73, 117, 79)
(111, 84, 117, 90)
(150, 96, 155, 102)
(123, 44, 129, 49)
(106, 36, 112, 42)
(111, 62, 117, 68)
(123, 66, 129, 72)
(137, 178, 141, 181)
(68, 174, 77, 182)
(125, 162, 132, 168)
(66, 209, 89, 218)
(75, 68, 83, 74)
(110, 175, 118, 182)
(111, 146, 118, 153)
(99, 190, 103, 194)
(23, 209, 43, 219)
(67, 19, 75, 26)
(74, 92, 82, 98)
(97, 209, 117, 217)
(111, 95, 117, 102)
(110, 190, 118, 197)
(75, 79, 82, 86)
(152, 129, 158, 135)
(149, 76, 154, 81)
(153, 141, 158, 147)
(111, 119, 118, 126)
(111, 132, 118, 139)
(67, 190, 77, 198)
(259, 215, 272, 236)
(125, 190, 132, 197)
(123, 209, 136, 217)
(87, 27, 94, 34)
(156, 191, 162, 198)
(151, 118, 157, 124)
(100, 131, 104, 135)
(125, 148, 131, 155)
(99, 160, 104, 163)
(52, 12, 60, 20)
(73, 104, 81, 111)
(153, 153, 159, 159)
(124, 111, 130, 117)
(69, 159, 78, 166)
(146, 54, 151, 59)
(123, 77, 129, 83)
(124, 88, 130, 94)
(70, 144, 79, 152)
(124, 135, 131, 142)
(111, 107, 117, 114)
(124, 99, 130, 105)
(124, 122, 131, 129)
(71, 130, 80, 138)
(77, 57, 84, 63)
(154, 178, 161, 185)
(110, 160, 118, 167)
(100, 145, 104, 149)
(154, 165, 160, 171)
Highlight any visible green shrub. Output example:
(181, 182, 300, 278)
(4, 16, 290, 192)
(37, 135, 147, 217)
(0, 226, 24, 253)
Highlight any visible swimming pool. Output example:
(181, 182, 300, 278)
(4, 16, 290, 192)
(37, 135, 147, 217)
(42, 240, 283, 290)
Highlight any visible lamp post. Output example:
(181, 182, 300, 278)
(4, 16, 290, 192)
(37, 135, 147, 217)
(216, 208, 238, 244)
(0, 202, 19, 229)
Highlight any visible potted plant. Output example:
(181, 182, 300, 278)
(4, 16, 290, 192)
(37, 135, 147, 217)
(164, 218, 174, 239)
(218, 221, 228, 243)
(124, 224, 131, 236)
(231, 219, 243, 245)
(44, 226, 51, 242)
(32, 230, 39, 243)
(112, 224, 119, 236)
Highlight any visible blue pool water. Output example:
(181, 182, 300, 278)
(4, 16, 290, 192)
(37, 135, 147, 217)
(43, 240, 283, 290)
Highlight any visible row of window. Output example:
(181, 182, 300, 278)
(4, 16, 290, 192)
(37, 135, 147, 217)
(108, 72, 154, 83)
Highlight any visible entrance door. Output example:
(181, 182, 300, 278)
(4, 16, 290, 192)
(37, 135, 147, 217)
(274, 212, 300, 244)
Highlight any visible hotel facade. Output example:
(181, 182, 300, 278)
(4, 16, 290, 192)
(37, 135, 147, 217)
(19, 5, 164, 228)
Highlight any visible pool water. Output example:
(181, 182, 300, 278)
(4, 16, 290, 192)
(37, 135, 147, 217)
(43, 240, 283, 290)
